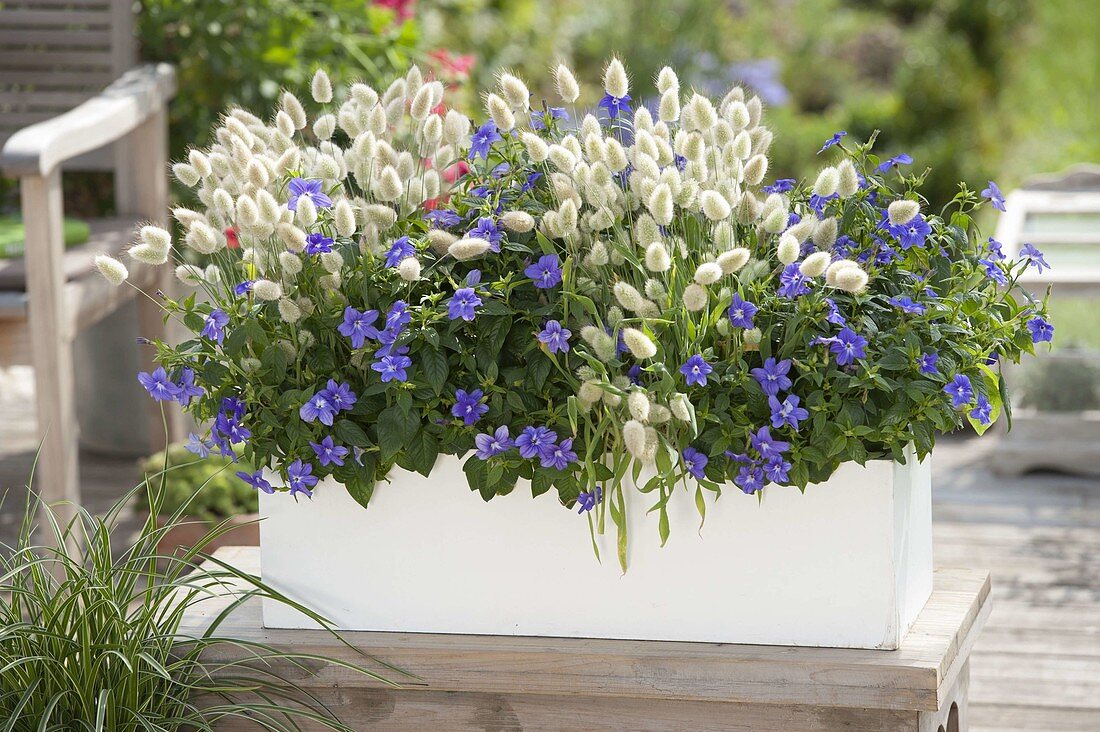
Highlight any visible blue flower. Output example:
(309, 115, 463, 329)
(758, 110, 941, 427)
(452, 388, 489, 426)
(234, 280, 254, 296)
(236, 469, 274, 494)
(537, 320, 571, 353)
(981, 181, 1006, 212)
(1019, 243, 1050, 273)
(371, 353, 412, 383)
(735, 464, 766, 494)
(1027, 316, 1054, 343)
(338, 306, 381, 349)
(541, 438, 578, 471)
(876, 243, 901, 265)
(475, 426, 514, 460)
(385, 300, 412, 332)
(515, 426, 557, 461)
(680, 354, 713, 387)
(823, 297, 846, 326)
(138, 367, 180, 402)
(778, 263, 811, 298)
(875, 153, 913, 174)
(175, 368, 204, 406)
(530, 106, 569, 131)
(300, 390, 337, 425)
(469, 121, 502, 160)
(576, 487, 603, 514)
(520, 171, 542, 193)
(222, 397, 245, 419)
(986, 237, 1006, 261)
(830, 327, 868, 366)
(185, 432, 213, 458)
(425, 209, 461, 228)
(447, 287, 482, 321)
(468, 216, 503, 251)
(627, 365, 643, 385)
(917, 352, 940, 376)
(727, 293, 758, 329)
(808, 192, 839, 218)
(384, 236, 415, 268)
(970, 393, 993, 426)
(892, 214, 931, 249)
(979, 258, 1008, 286)
(202, 309, 229, 345)
(944, 374, 973, 408)
(833, 235, 855, 259)
(763, 456, 791, 483)
(286, 459, 318, 497)
(305, 232, 334, 255)
(818, 131, 846, 154)
(214, 412, 251, 444)
(889, 296, 926, 315)
(768, 394, 809, 431)
(324, 379, 357, 412)
(310, 436, 349, 467)
(750, 426, 790, 459)
(524, 254, 563, 289)
(287, 178, 332, 211)
(682, 447, 708, 480)
(762, 178, 796, 194)
(751, 357, 792, 397)
(598, 93, 632, 119)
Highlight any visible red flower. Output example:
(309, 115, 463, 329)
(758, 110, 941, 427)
(225, 227, 240, 249)
(428, 49, 475, 80)
(374, 0, 415, 21)
(443, 160, 469, 184)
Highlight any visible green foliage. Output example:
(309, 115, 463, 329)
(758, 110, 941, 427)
(0, 469, 403, 730)
(137, 444, 257, 520)
(1018, 356, 1100, 412)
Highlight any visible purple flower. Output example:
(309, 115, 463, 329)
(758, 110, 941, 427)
(425, 209, 461, 228)
(769, 394, 809, 430)
(725, 451, 752, 464)
(576, 487, 602, 514)
(979, 258, 1008, 286)
(310, 436, 349, 467)
(598, 93, 632, 119)
(1019, 243, 1050, 273)
(541, 437, 578, 471)
(468, 217, 503, 252)
(830, 327, 868, 366)
(524, 254, 563, 289)
(516, 426, 557, 460)
(778, 263, 811, 298)
(876, 243, 901, 264)
(824, 298, 846, 326)
(818, 131, 846, 154)
(338, 306, 381, 349)
(300, 390, 337, 425)
(763, 456, 791, 483)
(222, 397, 245, 419)
(305, 232, 334, 255)
(893, 214, 931, 249)
(286, 459, 318, 497)
(474, 426, 514, 460)
(469, 121, 502, 160)
(214, 412, 250, 444)
(138, 367, 180, 402)
(236, 469, 274, 494)
(981, 181, 1006, 212)
(324, 379, 357, 412)
(202, 309, 229, 345)
(986, 237, 1006, 261)
(234, 280, 254, 296)
(727, 293, 758, 329)
(175, 368, 204, 406)
(945, 374, 973, 408)
(763, 178, 796, 194)
(384, 236, 415, 268)
(970, 393, 993, 426)
(385, 300, 412, 331)
(751, 357, 792, 397)
(627, 365, 643, 385)
(682, 447, 708, 480)
(808, 192, 839, 218)
(876, 153, 913, 174)
(372, 353, 412, 383)
(452, 388, 489, 426)
(520, 171, 542, 193)
(918, 352, 940, 376)
(447, 287, 482, 321)
(1027, 316, 1054, 343)
(287, 178, 332, 211)
(530, 106, 569, 131)
(185, 432, 213, 458)
(680, 354, 713, 387)
(889, 296, 926, 315)
(537, 320, 571, 353)
(750, 426, 790, 460)
(735, 464, 766, 494)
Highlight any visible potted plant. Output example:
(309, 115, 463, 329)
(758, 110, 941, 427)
(96, 60, 1051, 649)
(137, 443, 259, 554)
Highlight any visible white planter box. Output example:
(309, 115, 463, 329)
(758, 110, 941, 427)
(259, 447, 932, 649)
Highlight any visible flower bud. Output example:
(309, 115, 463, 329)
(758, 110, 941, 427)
(777, 233, 800, 264)
(94, 255, 128, 286)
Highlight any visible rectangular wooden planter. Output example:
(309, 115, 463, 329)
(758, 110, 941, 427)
(258, 446, 932, 650)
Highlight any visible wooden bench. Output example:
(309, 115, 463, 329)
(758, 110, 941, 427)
(0, 0, 182, 536)
(182, 547, 989, 731)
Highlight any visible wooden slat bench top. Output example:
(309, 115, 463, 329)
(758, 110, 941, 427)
(181, 546, 989, 724)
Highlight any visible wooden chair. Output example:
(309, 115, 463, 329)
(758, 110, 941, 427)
(0, 0, 182, 534)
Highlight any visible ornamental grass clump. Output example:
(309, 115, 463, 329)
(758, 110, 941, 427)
(99, 63, 1052, 566)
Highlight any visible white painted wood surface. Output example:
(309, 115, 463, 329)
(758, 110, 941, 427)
(260, 449, 933, 649)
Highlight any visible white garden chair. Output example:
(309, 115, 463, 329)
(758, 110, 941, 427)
(0, 0, 182, 534)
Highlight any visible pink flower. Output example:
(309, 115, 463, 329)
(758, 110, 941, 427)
(374, 0, 415, 21)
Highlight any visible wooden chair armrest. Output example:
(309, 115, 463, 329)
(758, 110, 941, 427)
(0, 64, 177, 178)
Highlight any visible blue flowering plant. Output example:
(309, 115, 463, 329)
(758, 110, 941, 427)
(95, 61, 1051, 568)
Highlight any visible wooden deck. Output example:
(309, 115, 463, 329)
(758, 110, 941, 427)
(2, 364, 1099, 730)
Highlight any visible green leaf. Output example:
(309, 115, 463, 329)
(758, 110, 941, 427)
(419, 346, 449, 394)
(377, 404, 419, 459)
(334, 419, 371, 448)
(260, 344, 288, 382)
(399, 430, 439, 477)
